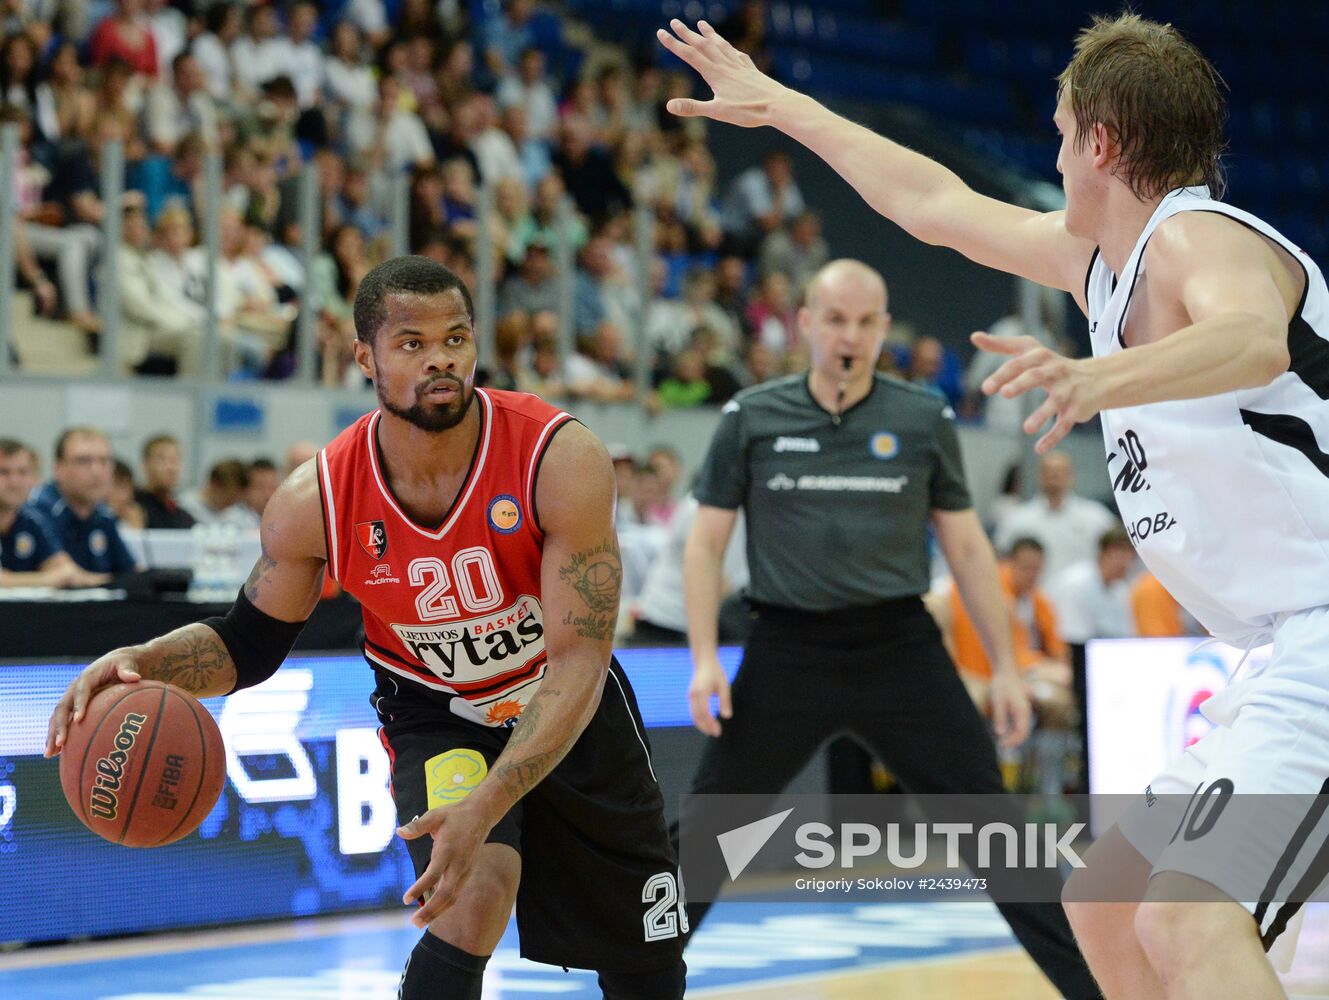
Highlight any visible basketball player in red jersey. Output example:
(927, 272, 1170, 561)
(45, 257, 687, 999)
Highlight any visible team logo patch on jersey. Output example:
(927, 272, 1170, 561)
(355, 520, 388, 559)
(14, 531, 34, 560)
(425, 748, 488, 808)
(487, 495, 521, 534)
(870, 432, 899, 459)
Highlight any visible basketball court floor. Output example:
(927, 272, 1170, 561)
(4, 900, 1328, 998)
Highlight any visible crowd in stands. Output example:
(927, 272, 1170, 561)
(5, 0, 993, 414)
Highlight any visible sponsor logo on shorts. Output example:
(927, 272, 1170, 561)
(89, 712, 149, 821)
(487, 495, 521, 534)
(355, 520, 388, 560)
(869, 433, 899, 460)
(425, 748, 488, 808)
(773, 436, 820, 453)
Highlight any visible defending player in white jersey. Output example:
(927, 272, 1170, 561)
(659, 12, 1329, 1000)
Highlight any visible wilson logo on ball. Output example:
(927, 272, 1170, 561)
(89, 712, 148, 821)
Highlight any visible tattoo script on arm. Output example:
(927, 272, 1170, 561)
(557, 539, 622, 641)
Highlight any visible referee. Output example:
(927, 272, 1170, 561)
(676, 260, 1100, 999)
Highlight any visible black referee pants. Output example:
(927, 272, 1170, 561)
(672, 596, 1102, 1000)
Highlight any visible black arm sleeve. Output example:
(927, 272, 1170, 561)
(201, 588, 308, 694)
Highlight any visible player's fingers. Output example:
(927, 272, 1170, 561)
(971, 331, 1037, 357)
(115, 663, 141, 683)
(666, 97, 719, 118)
(1035, 414, 1075, 455)
(1023, 397, 1059, 436)
(689, 689, 719, 737)
(45, 695, 72, 756)
(1000, 363, 1056, 399)
(396, 809, 437, 841)
(411, 879, 461, 928)
(656, 28, 706, 72)
(402, 853, 445, 906)
(669, 18, 707, 48)
(980, 353, 1039, 395)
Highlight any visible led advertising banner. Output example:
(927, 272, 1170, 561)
(0, 647, 742, 945)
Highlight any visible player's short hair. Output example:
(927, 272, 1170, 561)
(353, 255, 476, 346)
(143, 434, 179, 460)
(1056, 13, 1227, 200)
(55, 426, 108, 461)
(1099, 527, 1133, 552)
(1008, 536, 1045, 558)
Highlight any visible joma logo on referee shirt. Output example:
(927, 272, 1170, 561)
(773, 436, 820, 453)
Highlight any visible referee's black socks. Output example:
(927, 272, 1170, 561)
(398, 931, 488, 1000)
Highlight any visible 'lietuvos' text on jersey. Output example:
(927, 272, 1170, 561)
(1087, 186, 1329, 642)
(317, 389, 574, 726)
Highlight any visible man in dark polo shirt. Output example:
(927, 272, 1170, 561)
(675, 260, 1100, 999)
(30, 428, 139, 577)
(0, 438, 106, 588)
(135, 434, 195, 530)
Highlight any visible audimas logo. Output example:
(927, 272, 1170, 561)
(425, 748, 488, 808)
(487, 495, 521, 534)
(869, 432, 898, 460)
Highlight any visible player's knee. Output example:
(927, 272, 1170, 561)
(1135, 897, 1252, 972)
(597, 958, 686, 1000)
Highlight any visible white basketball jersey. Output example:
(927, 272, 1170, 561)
(1086, 186, 1329, 643)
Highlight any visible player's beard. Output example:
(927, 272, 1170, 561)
(379, 373, 474, 432)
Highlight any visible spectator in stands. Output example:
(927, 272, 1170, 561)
(284, 2, 324, 109)
(714, 254, 753, 339)
(906, 335, 964, 409)
(553, 114, 630, 224)
(440, 156, 479, 237)
(575, 233, 636, 333)
(117, 200, 203, 375)
(367, 75, 435, 172)
(1132, 571, 1201, 637)
(146, 0, 188, 81)
(135, 434, 194, 530)
(718, 0, 773, 73)
(500, 103, 552, 190)
(0, 437, 105, 589)
(230, 2, 286, 101)
(90, 0, 159, 80)
(940, 536, 1072, 727)
(688, 325, 743, 403)
(144, 53, 219, 156)
(345, 0, 391, 51)
(609, 445, 637, 528)
(179, 457, 247, 524)
(496, 46, 558, 142)
(631, 461, 675, 527)
(647, 266, 740, 374)
(0, 31, 40, 122)
(192, 1, 242, 102)
(509, 170, 587, 257)
(324, 19, 378, 144)
(109, 459, 147, 530)
(500, 238, 559, 316)
(434, 37, 477, 110)
(313, 223, 373, 387)
(760, 209, 829, 291)
(648, 445, 683, 503)
(633, 495, 749, 643)
(746, 269, 798, 356)
(470, 93, 524, 184)
(31, 428, 139, 576)
(564, 321, 637, 403)
(742, 340, 777, 387)
(993, 451, 1117, 579)
(481, 0, 535, 80)
(1049, 527, 1136, 645)
(964, 292, 1062, 430)
(34, 42, 96, 149)
(652, 348, 711, 410)
(488, 311, 530, 391)
(592, 65, 632, 147)
(223, 457, 279, 529)
(335, 157, 389, 242)
(721, 149, 804, 254)
(518, 335, 566, 399)
(149, 202, 209, 334)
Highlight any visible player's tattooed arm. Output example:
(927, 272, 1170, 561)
(487, 688, 580, 800)
(242, 539, 279, 605)
(134, 624, 238, 697)
(558, 539, 622, 641)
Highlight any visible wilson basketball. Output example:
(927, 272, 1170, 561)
(59, 681, 226, 848)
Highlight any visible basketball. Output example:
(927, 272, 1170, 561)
(59, 681, 226, 848)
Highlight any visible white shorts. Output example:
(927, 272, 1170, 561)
(1118, 605, 1329, 954)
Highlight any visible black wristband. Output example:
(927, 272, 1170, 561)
(201, 588, 308, 693)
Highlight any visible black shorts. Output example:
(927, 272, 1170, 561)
(373, 657, 685, 973)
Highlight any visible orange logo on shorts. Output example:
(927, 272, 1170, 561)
(485, 699, 524, 726)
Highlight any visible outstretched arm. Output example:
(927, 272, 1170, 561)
(45, 461, 328, 755)
(975, 212, 1296, 452)
(657, 19, 1095, 301)
(398, 422, 621, 926)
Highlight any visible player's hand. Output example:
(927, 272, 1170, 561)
(988, 670, 1033, 750)
(397, 799, 491, 929)
(656, 19, 786, 128)
(688, 655, 733, 737)
(971, 332, 1101, 453)
(45, 649, 143, 757)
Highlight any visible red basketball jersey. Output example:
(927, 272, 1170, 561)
(316, 388, 575, 728)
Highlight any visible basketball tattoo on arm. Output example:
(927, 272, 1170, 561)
(558, 540, 622, 641)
